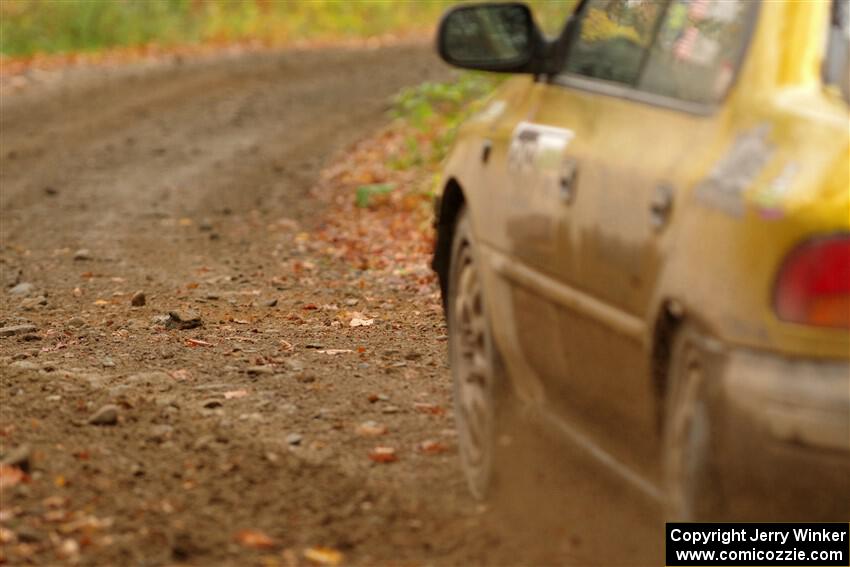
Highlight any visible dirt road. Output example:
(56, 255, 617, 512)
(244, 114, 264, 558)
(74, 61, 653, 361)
(0, 45, 661, 566)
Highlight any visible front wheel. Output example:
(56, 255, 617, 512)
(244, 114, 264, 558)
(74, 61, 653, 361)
(447, 208, 504, 500)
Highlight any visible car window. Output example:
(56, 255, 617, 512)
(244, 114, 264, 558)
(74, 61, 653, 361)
(638, 0, 755, 105)
(561, 0, 664, 86)
(824, 0, 850, 103)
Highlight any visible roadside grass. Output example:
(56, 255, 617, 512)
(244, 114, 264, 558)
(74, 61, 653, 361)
(1, 0, 575, 57)
(0, 0, 450, 56)
(389, 72, 497, 169)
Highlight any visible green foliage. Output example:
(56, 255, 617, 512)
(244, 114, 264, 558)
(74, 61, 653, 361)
(389, 72, 497, 169)
(1, 0, 577, 58)
(0, 0, 455, 56)
(355, 183, 395, 209)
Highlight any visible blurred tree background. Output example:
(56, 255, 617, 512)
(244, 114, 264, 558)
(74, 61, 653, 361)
(0, 0, 574, 57)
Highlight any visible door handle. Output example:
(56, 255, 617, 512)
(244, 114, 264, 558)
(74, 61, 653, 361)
(559, 158, 579, 203)
(650, 184, 674, 229)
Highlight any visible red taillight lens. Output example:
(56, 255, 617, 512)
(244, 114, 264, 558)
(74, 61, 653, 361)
(774, 235, 850, 328)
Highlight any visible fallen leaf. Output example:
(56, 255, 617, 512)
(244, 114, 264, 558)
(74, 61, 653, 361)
(413, 402, 446, 416)
(355, 421, 387, 437)
(368, 446, 397, 463)
(303, 546, 344, 566)
(224, 390, 249, 400)
(185, 338, 213, 347)
(0, 465, 27, 491)
(349, 317, 374, 327)
(234, 529, 276, 550)
(417, 440, 449, 455)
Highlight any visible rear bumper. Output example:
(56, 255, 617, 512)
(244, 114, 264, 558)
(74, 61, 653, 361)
(713, 348, 850, 520)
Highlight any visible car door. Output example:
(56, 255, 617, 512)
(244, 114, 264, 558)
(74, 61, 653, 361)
(523, 0, 758, 478)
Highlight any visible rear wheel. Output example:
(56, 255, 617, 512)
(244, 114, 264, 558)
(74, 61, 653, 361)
(662, 323, 722, 520)
(447, 209, 503, 500)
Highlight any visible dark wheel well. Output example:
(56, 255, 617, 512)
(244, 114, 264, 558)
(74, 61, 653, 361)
(432, 178, 466, 308)
(652, 301, 684, 432)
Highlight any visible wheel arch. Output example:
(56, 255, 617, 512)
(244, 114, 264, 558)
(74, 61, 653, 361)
(651, 299, 685, 433)
(433, 177, 467, 307)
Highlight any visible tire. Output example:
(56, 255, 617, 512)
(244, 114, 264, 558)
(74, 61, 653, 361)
(662, 323, 723, 520)
(447, 208, 504, 500)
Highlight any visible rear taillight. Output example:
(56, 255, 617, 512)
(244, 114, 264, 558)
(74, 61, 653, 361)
(774, 234, 850, 328)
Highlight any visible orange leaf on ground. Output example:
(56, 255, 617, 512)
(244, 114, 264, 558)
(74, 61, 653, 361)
(413, 402, 446, 416)
(234, 529, 276, 550)
(0, 465, 27, 491)
(368, 446, 397, 463)
(303, 546, 344, 566)
(417, 440, 449, 455)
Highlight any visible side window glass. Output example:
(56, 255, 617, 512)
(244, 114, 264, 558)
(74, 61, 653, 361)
(824, 0, 849, 102)
(639, 0, 754, 104)
(562, 0, 664, 86)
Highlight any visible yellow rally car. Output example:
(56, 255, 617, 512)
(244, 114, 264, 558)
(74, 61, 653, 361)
(432, 0, 849, 520)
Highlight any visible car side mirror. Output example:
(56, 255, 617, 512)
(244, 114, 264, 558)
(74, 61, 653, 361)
(436, 3, 545, 73)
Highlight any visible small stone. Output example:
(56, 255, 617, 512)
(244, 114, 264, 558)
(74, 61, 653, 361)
(286, 433, 303, 446)
(246, 365, 274, 375)
(88, 404, 119, 426)
(202, 399, 223, 409)
(147, 425, 174, 443)
(0, 324, 37, 337)
(355, 421, 387, 437)
(294, 372, 316, 383)
(199, 219, 214, 231)
(125, 371, 171, 389)
(73, 249, 92, 261)
(44, 186, 58, 196)
(67, 317, 85, 328)
(381, 405, 401, 414)
(165, 310, 202, 330)
(344, 298, 359, 306)
(101, 357, 116, 368)
(21, 333, 41, 342)
(130, 291, 146, 307)
(264, 298, 278, 307)
(16, 526, 41, 543)
(8, 283, 35, 296)
(20, 296, 47, 310)
(9, 360, 39, 370)
(193, 435, 215, 450)
(1, 444, 31, 472)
